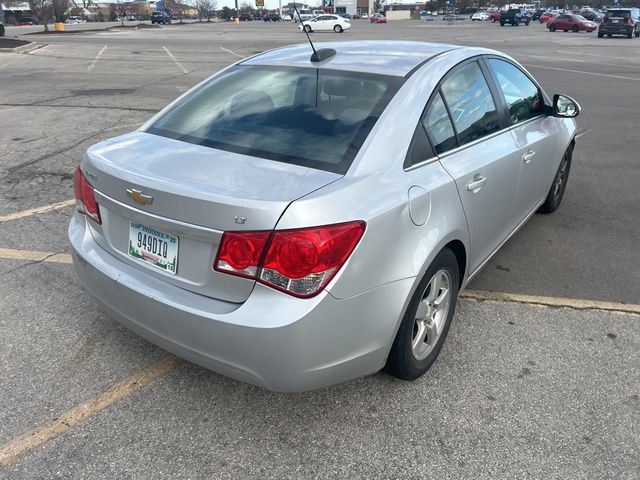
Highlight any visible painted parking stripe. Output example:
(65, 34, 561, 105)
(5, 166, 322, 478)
(524, 64, 640, 82)
(0, 199, 75, 222)
(87, 45, 107, 72)
(0, 355, 183, 465)
(162, 46, 188, 74)
(0, 247, 72, 264)
(575, 128, 592, 139)
(220, 46, 246, 59)
(461, 290, 640, 315)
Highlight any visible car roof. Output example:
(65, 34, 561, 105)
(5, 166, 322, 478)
(242, 41, 461, 77)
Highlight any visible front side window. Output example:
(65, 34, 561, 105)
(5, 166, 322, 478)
(147, 66, 402, 174)
(440, 61, 500, 147)
(488, 59, 543, 125)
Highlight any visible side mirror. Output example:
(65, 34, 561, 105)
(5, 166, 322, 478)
(553, 94, 581, 118)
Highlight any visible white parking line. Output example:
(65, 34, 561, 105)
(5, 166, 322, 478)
(27, 44, 52, 55)
(87, 45, 107, 72)
(575, 128, 592, 139)
(162, 46, 188, 74)
(0, 199, 75, 222)
(220, 46, 246, 59)
(524, 64, 640, 82)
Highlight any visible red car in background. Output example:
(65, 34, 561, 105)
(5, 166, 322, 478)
(547, 14, 597, 32)
(539, 12, 557, 23)
(370, 13, 386, 23)
(489, 11, 501, 22)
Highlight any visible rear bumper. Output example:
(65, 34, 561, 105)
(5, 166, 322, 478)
(599, 26, 633, 34)
(69, 215, 413, 392)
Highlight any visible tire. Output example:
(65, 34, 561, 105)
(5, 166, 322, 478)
(627, 31, 633, 39)
(303, 24, 311, 33)
(491, 17, 496, 23)
(500, 21, 505, 26)
(334, 24, 342, 32)
(598, 31, 603, 38)
(607, 33, 612, 37)
(539, 143, 573, 214)
(572, 24, 579, 32)
(549, 24, 556, 32)
(386, 248, 460, 381)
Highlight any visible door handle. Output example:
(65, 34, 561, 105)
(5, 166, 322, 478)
(466, 175, 487, 193)
(522, 150, 536, 164)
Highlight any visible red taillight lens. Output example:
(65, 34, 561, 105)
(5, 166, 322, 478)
(73, 166, 101, 224)
(213, 221, 366, 298)
(214, 231, 270, 278)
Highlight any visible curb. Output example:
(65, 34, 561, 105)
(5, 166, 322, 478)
(0, 42, 41, 53)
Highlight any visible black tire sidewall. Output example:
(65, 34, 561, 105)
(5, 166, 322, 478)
(386, 248, 460, 380)
(539, 143, 573, 214)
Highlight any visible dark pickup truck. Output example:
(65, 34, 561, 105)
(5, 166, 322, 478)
(500, 8, 532, 26)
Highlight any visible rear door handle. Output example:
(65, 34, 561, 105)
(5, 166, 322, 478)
(466, 175, 487, 193)
(522, 150, 536, 164)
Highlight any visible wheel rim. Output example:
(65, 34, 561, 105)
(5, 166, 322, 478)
(552, 151, 570, 200)
(411, 270, 452, 361)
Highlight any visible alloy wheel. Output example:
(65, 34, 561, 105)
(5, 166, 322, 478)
(411, 270, 452, 360)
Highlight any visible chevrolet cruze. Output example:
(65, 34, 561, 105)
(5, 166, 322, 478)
(69, 41, 580, 391)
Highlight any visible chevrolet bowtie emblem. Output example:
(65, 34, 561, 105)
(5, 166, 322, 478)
(126, 188, 153, 205)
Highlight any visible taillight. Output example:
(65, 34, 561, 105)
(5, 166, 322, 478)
(214, 221, 365, 298)
(73, 166, 101, 224)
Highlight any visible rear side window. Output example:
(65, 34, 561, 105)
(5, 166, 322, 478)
(488, 59, 543, 125)
(607, 10, 631, 18)
(147, 66, 402, 174)
(440, 61, 500, 147)
(422, 93, 456, 154)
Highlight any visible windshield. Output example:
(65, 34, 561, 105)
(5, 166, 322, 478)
(147, 66, 402, 174)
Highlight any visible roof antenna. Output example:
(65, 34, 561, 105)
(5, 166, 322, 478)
(293, 3, 336, 62)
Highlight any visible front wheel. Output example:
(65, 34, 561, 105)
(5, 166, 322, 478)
(539, 143, 573, 214)
(598, 31, 603, 37)
(386, 248, 460, 380)
(572, 24, 579, 32)
(549, 24, 556, 32)
(333, 24, 342, 33)
(303, 24, 311, 33)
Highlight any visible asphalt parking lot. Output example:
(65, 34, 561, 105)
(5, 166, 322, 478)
(1, 19, 639, 479)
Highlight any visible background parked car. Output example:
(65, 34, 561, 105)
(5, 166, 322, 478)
(370, 13, 387, 23)
(598, 8, 640, 38)
(489, 11, 501, 22)
(539, 12, 557, 23)
(0, 21, 4, 36)
(299, 14, 350, 33)
(547, 14, 597, 33)
(579, 9, 604, 22)
(238, 13, 252, 21)
(151, 11, 172, 24)
(500, 8, 531, 26)
(471, 10, 489, 21)
(264, 13, 281, 21)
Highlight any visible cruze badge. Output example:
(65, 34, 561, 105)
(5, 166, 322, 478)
(126, 188, 153, 205)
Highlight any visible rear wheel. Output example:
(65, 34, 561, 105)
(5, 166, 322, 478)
(549, 24, 556, 32)
(386, 248, 460, 380)
(539, 144, 573, 214)
(572, 24, 579, 32)
(627, 31, 633, 39)
(598, 31, 603, 37)
(333, 24, 342, 32)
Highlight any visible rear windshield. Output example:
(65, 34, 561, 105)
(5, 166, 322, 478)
(607, 10, 631, 18)
(146, 65, 403, 174)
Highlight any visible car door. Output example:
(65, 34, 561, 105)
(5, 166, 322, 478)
(315, 15, 331, 30)
(485, 57, 562, 224)
(433, 60, 521, 275)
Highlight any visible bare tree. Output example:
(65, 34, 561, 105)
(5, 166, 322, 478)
(28, 0, 51, 31)
(51, 0, 69, 22)
(69, 0, 91, 9)
(195, 0, 217, 21)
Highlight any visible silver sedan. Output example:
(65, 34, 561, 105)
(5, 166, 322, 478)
(69, 41, 580, 392)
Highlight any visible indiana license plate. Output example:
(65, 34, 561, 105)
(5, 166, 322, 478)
(128, 222, 179, 274)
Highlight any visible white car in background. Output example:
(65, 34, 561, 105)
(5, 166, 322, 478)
(471, 10, 490, 21)
(281, 14, 292, 21)
(65, 16, 86, 24)
(299, 14, 351, 33)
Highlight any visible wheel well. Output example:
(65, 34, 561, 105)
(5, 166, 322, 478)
(444, 240, 466, 289)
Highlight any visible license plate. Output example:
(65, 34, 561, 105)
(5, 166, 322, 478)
(612, 19, 619, 23)
(128, 222, 179, 274)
